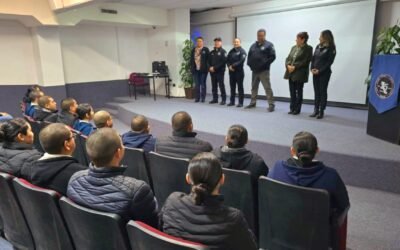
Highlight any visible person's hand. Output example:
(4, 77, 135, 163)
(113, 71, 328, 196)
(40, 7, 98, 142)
(229, 66, 235, 72)
(287, 65, 295, 73)
(311, 69, 319, 75)
(209, 67, 215, 73)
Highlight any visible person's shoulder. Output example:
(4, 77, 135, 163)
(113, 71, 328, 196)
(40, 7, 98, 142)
(69, 169, 89, 183)
(163, 192, 187, 209)
(112, 174, 151, 196)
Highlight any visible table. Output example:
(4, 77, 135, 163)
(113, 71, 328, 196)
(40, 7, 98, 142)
(141, 73, 170, 101)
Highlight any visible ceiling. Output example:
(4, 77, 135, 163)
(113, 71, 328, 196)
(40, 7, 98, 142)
(117, 0, 269, 11)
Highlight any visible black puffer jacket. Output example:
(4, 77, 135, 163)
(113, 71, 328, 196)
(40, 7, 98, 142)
(0, 142, 42, 176)
(160, 192, 257, 250)
(155, 131, 212, 159)
(33, 108, 58, 122)
(57, 111, 77, 128)
(67, 165, 158, 227)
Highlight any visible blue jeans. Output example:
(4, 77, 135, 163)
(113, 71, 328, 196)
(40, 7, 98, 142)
(193, 70, 207, 101)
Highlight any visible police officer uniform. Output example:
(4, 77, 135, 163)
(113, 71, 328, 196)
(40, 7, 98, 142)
(208, 37, 227, 105)
(227, 46, 247, 107)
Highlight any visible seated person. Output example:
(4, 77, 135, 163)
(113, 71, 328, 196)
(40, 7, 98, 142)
(122, 115, 155, 152)
(25, 90, 44, 117)
(0, 118, 42, 176)
(73, 103, 95, 136)
(0, 112, 13, 123)
(57, 98, 78, 127)
(268, 131, 350, 216)
(67, 128, 158, 227)
(213, 124, 268, 182)
(21, 123, 86, 195)
(93, 110, 113, 129)
(155, 111, 212, 159)
(160, 152, 257, 249)
(22, 84, 42, 105)
(34, 95, 58, 122)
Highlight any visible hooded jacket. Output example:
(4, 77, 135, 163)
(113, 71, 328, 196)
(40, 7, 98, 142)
(121, 131, 156, 153)
(160, 192, 257, 250)
(73, 120, 95, 136)
(268, 158, 350, 214)
(21, 155, 87, 195)
(0, 142, 42, 176)
(33, 108, 58, 122)
(57, 111, 78, 128)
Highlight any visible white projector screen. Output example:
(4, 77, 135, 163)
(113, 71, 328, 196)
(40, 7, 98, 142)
(237, 0, 376, 104)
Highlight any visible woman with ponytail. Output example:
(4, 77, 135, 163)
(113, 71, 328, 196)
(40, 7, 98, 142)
(268, 131, 350, 215)
(0, 118, 42, 176)
(160, 152, 257, 249)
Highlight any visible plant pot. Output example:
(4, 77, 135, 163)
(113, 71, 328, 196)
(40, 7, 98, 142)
(184, 87, 195, 99)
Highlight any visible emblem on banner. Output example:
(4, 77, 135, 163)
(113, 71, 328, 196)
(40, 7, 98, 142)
(375, 74, 394, 99)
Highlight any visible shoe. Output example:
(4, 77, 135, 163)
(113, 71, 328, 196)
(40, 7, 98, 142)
(201, 99, 205, 103)
(245, 103, 256, 109)
(194, 100, 200, 103)
(288, 110, 294, 114)
(209, 100, 218, 104)
(268, 105, 275, 112)
(220, 101, 226, 105)
(317, 110, 324, 119)
(292, 110, 300, 115)
(236, 104, 243, 108)
(227, 103, 235, 107)
(309, 109, 319, 117)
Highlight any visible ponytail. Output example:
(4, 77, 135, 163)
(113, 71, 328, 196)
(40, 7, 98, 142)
(292, 131, 318, 166)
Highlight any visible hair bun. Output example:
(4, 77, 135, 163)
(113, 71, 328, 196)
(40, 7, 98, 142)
(192, 183, 209, 205)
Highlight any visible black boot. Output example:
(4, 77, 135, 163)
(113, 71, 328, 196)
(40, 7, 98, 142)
(317, 109, 324, 119)
(309, 108, 319, 117)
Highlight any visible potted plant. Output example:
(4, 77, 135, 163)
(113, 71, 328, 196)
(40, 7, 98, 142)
(179, 39, 194, 99)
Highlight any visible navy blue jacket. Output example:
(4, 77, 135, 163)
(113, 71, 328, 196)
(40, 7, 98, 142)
(227, 47, 247, 71)
(268, 158, 350, 215)
(121, 131, 156, 153)
(73, 121, 95, 136)
(67, 165, 158, 227)
(190, 47, 210, 73)
(208, 47, 227, 73)
(247, 40, 276, 72)
(26, 104, 39, 118)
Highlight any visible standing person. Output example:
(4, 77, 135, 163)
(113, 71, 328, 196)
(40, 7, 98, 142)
(191, 37, 210, 103)
(284, 32, 313, 115)
(227, 38, 247, 107)
(208, 37, 227, 105)
(310, 30, 336, 119)
(246, 29, 276, 112)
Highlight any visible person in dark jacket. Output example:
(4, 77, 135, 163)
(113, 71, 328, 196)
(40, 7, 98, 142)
(25, 90, 44, 118)
(122, 115, 156, 152)
(73, 103, 95, 136)
(34, 95, 58, 122)
(227, 38, 247, 107)
(155, 111, 212, 159)
(284, 32, 313, 115)
(67, 128, 158, 227)
(191, 37, 210, 103)
(21, 123, 86, 195)
(160, 152, 257, 249)
(310, 30, 337, 119)
(0, 118, 42, 176)
(246, 29, 276, 112)
(208, 37, 227, 105)
(268, 131, 350, 216)
(213, 125, 268, 182)
(57, 98, 78, 127)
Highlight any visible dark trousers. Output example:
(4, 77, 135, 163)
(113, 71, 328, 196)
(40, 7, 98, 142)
(313, 71, 331, 110)
(193, 70, 207, 101)
(229, 69, 244, 104)
(289, 80, 305, 112)
(210, 71, 226, 102)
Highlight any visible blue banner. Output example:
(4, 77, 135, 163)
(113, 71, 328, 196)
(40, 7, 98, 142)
(369, 55, 400, 114)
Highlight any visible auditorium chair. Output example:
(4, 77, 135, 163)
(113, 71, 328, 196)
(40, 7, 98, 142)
(59, 197, 130, 250)
(12, 178, 74, 250)
(0, 173, 35, 250)
(121, 147, 152, 188)
(258, 177, 348, 250)
(128, 72, 150, 100)
(72, 132, 90, 166)
(220, 168, 257, 237)
(147, 152, 190, 207)
(127, 221, 208, 250)
(24, 116, 49, 153)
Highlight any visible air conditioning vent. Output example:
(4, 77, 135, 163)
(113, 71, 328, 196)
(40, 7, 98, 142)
(100, 8, 118, 14)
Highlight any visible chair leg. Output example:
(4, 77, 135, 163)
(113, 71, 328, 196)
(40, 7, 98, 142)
(134, 85, 137, 100)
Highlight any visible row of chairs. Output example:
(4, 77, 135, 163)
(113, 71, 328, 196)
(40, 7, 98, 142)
(0, 173, 207, 250)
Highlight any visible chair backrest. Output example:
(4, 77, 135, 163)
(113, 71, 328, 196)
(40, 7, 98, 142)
(127, 220, 208, 250)
(147, 152, 190, 207)
(220, 168, 257, 236)
(0, 173, 35, 250)
(258, 177, 330, 250)
(129, 72, 145, 85)
(25, 119, 48, 153)
(12, 178, 74, 250)
(59, 197, 130, 250)
(121, 147, 152, 188)
(72, 133, 90, 166)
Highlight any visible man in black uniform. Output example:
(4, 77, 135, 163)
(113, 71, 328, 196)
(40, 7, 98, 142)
(227, 38, 247, 107)
(208, 37, 227, 105)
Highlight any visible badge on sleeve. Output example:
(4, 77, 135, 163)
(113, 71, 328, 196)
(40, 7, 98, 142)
(261, 46, 265, 50)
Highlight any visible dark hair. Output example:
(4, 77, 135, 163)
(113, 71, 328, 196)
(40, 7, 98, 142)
(297, 32, 309, 43)
(38, 96, 53, 108)
(188, 152, 223, 205)
(196, 36, 204, 41)
(61, 98, 76, 112)
(86, 128, 122, 167)
(24, 85, 42, 103)
(292, 131, 318, 165)
(39, 123, 71, 154)
(29, 90, 42, 102)
(321, 30, 335, 49)
(226, 124, 248, 148)
(257, 29, 266, 35)
(76, 103, 93, 120)
(171, 111, 192, 133)
(131, 115, 148, 132)
(0, 118, 30, 143)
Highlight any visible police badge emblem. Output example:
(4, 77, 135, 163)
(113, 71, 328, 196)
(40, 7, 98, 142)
(375, 74, 394, 99)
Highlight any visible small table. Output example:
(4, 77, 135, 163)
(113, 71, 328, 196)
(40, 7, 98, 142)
(141, 73, 170, 101)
